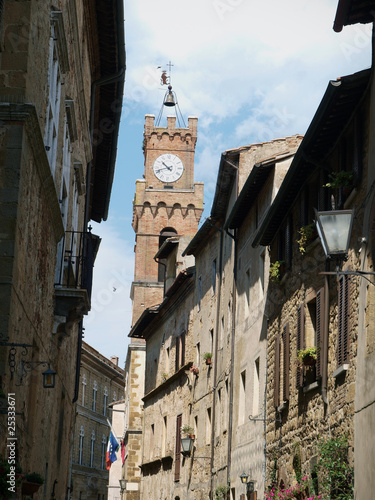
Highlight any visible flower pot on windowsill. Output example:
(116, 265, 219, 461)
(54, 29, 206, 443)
(303, 354, 316, 366)
(205, 358, 212, 366)
(22, 481, 42, 495)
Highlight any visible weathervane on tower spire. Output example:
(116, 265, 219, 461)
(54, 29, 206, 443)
(156, 61, 186, 127)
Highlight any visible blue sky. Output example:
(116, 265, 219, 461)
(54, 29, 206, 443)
(85, 0, 372, 367)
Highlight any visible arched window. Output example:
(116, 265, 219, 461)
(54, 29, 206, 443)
(90, 430, 95, 467)
(103, 386, 108, 416)
(82, 374, 87, 406)
(101, 435, 107, 470)
(79, 426, 84, 465)
(92, 381, 98, 411)
(158, 228, 177, 282)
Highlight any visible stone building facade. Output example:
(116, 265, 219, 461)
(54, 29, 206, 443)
(182, 137, 302, 500)
(71, 343, 125, 500)
(128, 136, 301, 500)
(252, 64, 374, 496)
(0, 1, 124, 498)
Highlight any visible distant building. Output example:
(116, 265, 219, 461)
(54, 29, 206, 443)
(71, 343, 124, 500)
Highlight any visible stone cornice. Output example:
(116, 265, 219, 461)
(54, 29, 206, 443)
(0, 103, 64, 242)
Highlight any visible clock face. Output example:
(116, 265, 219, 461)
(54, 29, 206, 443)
(153, 154, 184, 183)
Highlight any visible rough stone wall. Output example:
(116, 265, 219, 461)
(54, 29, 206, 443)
(141, 279, 197, 500)
(121, 343, 145, 500)
(0, 1, 99, 498)
(264, 131, 367, 491)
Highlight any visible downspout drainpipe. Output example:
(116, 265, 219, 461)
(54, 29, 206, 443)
(227, 227, 237, 490)
(210, 225, 224, 499)
(226, 156, 239, 492)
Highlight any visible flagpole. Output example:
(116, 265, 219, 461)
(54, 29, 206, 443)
(106, 417, 120, 443)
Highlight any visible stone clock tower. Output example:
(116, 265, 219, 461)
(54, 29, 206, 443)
(131, 114, 204, 327)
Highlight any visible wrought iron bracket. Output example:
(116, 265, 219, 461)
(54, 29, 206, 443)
(0, 342, 35, 380)
(249, 413, 281, 423)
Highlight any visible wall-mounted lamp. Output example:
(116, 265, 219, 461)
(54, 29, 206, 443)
(240, 472, 249, 484)
(315, 208, 375, 284)
(21, 361, 56, 388)
(119, 479, 127, 491)
(181, 436, 194, 457)
(314, 208, 354, 258)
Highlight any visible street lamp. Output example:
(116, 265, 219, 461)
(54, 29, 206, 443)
(240, 472, 249, 484)
(314, 208, 354, 258)
(119, 479, 127, 491)
(181, 436, 194, 456)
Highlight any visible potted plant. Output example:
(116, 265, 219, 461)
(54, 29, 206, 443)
(324, 170, 353, 190)
(22, 472, 44, 495)
(297, 347, 317, 366)
(296, 223, 317, 254)
(204, 352, 212, 365)
(189, 365, 199, 375)
(181, 424, 195, 440)
(269, 260, 285, 283)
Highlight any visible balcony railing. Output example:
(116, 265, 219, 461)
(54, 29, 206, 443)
(55, 229, 100, 301)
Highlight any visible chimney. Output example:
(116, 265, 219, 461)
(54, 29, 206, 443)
(111, 356, 119, 366)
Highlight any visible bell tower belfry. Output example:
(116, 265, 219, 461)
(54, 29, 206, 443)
(131, 113, 204, 327)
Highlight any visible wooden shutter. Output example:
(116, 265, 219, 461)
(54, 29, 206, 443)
(175, 414, 182, 481)
(296, 305, 305, 389)
(338, 275, 349, 366)
(175, 335, 180, 372)
(274, 335, 280, 408)
(181, 332, 185, 366)
(283, 323, 290, 402)
(316, 288, 324, 379)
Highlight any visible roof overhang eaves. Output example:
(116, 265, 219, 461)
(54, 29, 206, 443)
(128, 307, 160, 339)
(224, 162, 275, 230)
(333, 0, 374, 32)
(182, 217, 221, 256)
(252, 69, 370, 248)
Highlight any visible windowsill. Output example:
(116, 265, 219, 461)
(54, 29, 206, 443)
(303, 381, 319, 394)
(333, 364, 349, 378)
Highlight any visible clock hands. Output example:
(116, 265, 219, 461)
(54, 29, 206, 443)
(156, 162, 173, 173)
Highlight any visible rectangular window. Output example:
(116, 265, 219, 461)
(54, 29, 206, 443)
(196, 342, 200, 366)
(245, 268, 251, 317)
(210, 329, 214, 354)
(253, 358, 260, 416)
(150, 424, 155, 460)
(259, 252, 265, 295)
(198, 275, 202, 311)
(238, 371, 246, 425)
(175, 415, 182, 481)
(175, 332, 186, 372)
(217, 388, 222, 436)
(166, 346, 170, 374)
(162, 416, 167, 457)
(206, 408, 212, 445)
(212, 259, 217, 294)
